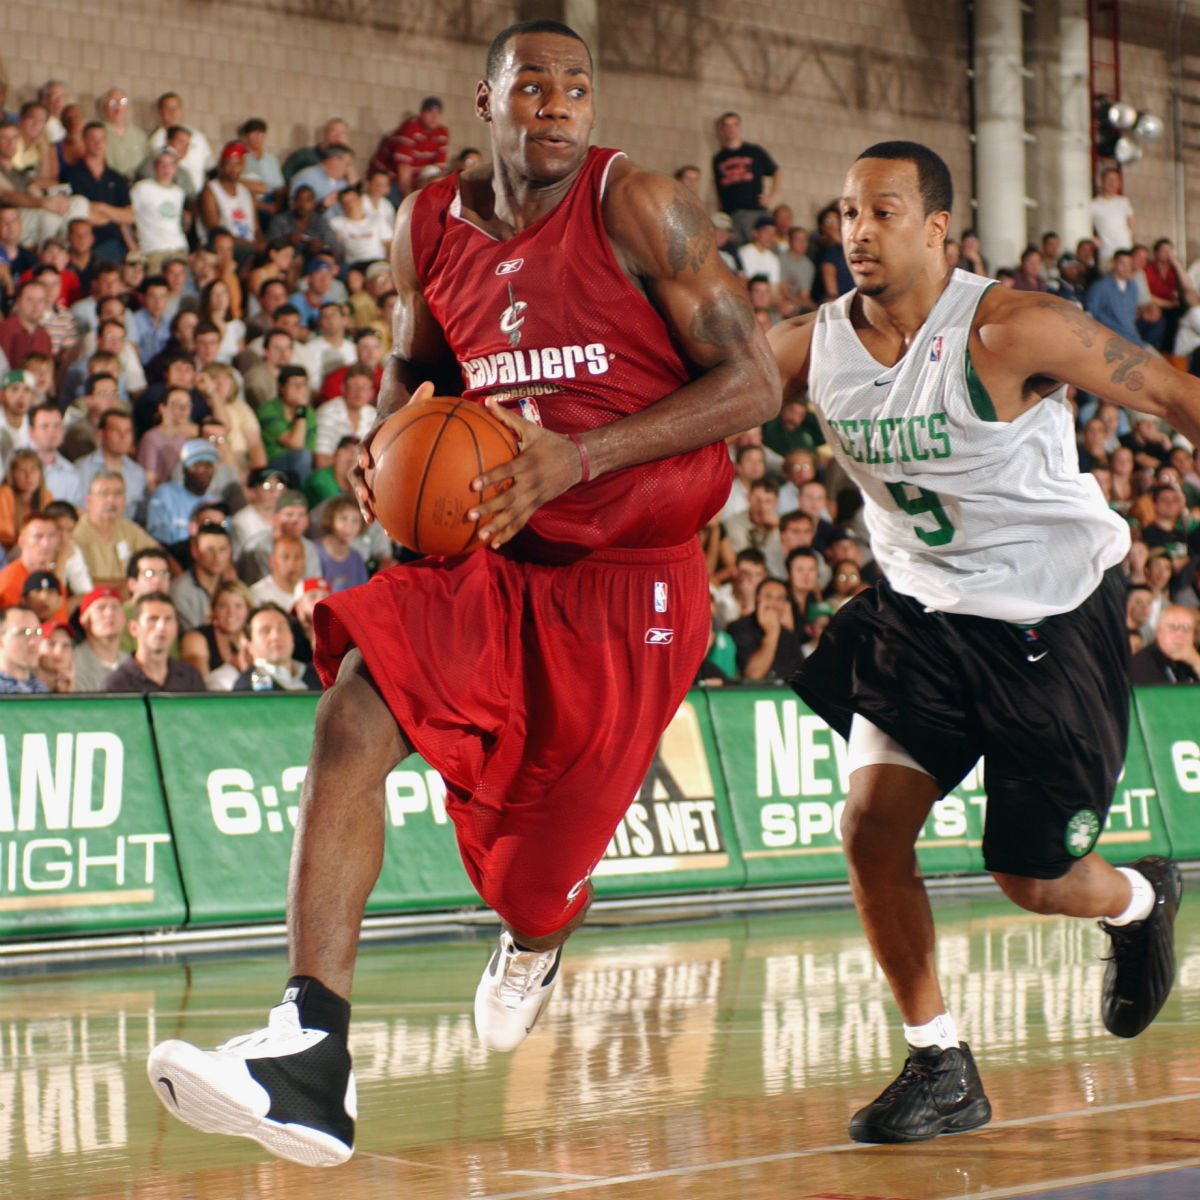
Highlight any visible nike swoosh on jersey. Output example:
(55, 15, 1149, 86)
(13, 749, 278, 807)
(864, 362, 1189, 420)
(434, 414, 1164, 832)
(873, 378, 895, 387)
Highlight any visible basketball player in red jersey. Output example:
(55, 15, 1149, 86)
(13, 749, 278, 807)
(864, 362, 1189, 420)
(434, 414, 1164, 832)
(147, 20, 779, 1166)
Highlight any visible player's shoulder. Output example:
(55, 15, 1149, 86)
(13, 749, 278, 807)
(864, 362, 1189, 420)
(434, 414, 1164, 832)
(601, 155, 713, 263)
(603, 156, 687, 217)
(973, 285, 1081, 344)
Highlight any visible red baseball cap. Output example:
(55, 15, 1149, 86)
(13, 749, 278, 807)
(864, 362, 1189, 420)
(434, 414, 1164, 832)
(220, 141, 248, 162)
(79, 585, 122, 618)
(295, 577, 331, 599)
(40, 619, 73, 639)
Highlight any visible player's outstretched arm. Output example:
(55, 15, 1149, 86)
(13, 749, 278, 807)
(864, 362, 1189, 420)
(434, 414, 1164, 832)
(767, 311, 819, 404)
(977, 292, 1200, 444)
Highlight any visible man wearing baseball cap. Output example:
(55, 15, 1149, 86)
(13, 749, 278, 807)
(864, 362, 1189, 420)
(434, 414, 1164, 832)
(0, 368, 35, 462)
(198, 141, 259, 255)
(290, 258, 336, 330)
(72, 584, 129, 691)
(145, 437, 221, 545)
(20, 569, 67, 624)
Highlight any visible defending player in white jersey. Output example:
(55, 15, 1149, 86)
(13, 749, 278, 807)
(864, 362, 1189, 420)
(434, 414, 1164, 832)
(769, 141, 1199, 1145)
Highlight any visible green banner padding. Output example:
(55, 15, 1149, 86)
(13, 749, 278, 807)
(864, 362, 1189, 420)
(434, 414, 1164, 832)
(706, 689, 1171, 885)
(1132, 687, 1200, 861)
(149, 693, 476, 925)
(0, 696, 186, 937)
(591, 697, 745, 897)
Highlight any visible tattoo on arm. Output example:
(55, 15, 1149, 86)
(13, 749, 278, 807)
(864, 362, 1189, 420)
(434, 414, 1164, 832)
(662, 199, 712, 276)
(1104, 337, 1148, 392)
(1040, 299, 1097, 347)
(689, 289, 757, 347)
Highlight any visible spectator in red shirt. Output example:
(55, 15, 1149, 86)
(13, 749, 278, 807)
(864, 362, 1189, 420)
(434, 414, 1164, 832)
(368, 97, 448, 196)
(1145, 238, 1193, 352)
(0, 279, 52, 368)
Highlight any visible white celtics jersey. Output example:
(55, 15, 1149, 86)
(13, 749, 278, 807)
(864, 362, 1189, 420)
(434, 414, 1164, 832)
(809, 269, 1129, 622)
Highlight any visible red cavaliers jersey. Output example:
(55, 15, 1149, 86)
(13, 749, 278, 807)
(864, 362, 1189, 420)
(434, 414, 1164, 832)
(410, 146, 732, 554)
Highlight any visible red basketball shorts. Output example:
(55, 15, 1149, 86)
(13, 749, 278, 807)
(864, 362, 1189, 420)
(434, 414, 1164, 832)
(313, 539, 709, 937)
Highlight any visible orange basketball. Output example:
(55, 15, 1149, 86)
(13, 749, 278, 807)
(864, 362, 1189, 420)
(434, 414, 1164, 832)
(365, 397, 520, 556)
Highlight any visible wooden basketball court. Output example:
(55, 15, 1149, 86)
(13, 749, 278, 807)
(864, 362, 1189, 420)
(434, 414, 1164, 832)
(5, 884, 1199, 1200)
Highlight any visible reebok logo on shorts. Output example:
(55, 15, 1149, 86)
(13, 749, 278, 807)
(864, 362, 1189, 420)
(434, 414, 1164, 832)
(644, 628, 674, 644)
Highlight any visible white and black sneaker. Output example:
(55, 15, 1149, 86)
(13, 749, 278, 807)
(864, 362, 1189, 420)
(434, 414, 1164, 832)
(148, 999, 356, 1167)
(474, 930, 563, 1052)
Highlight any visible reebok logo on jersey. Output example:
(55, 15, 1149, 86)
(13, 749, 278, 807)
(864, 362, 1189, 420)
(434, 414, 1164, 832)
(496, 258, 524, 276)
(644, 627, 674, 644)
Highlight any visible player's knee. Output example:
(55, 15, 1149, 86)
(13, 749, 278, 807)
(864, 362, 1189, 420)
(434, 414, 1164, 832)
(485, 874, 590, 945)
(840, 799, 895, 869)
(992, 871, 1068, 915)
(312, 650, 410, 770)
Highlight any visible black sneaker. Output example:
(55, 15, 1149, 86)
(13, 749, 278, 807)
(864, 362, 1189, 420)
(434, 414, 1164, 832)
(849, 1043, 992, 1143)
(1100, 856, 1184, 1039)
(147, 1000, 355, 1166)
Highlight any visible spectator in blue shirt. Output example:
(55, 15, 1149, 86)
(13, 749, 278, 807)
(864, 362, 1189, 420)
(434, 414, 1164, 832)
(0, 604, 50, 693)
(1085, 249, 1148, 348)
(145, 439, 220, 545)
(132, 275, 173, 363)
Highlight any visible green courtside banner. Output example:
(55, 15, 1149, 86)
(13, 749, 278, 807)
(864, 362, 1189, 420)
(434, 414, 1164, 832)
(149, 693, 742, 925)
(709, 688, 974, 884)
(148, 693, 477, 924)
(0, 696, 186, 937)
(591, 696, 745, 897)
(1131, 687, 1200, 860)
(706, 688, 1172, 884)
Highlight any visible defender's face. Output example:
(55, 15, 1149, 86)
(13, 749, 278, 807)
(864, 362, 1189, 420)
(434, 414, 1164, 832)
(840, 159, 945, 299)
(478, 33, 594, 186)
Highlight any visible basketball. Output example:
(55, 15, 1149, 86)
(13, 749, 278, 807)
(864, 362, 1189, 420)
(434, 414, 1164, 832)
(365, 397, 520, 556)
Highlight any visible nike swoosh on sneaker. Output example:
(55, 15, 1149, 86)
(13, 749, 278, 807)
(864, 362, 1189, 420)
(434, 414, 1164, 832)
(157, 1077, 178, 1106)
(1027, 651, 1048, 662)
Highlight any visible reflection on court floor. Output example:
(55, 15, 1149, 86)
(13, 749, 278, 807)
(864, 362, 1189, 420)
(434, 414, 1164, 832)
(4, 889, 1199, 1200)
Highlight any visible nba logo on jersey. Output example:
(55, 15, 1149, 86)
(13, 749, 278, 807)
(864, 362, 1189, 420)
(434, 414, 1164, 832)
(518, 397, 543, 425)
(654, 581, 668, 612)
(495, 258, 524, 275)
(929, 335, 944, 362)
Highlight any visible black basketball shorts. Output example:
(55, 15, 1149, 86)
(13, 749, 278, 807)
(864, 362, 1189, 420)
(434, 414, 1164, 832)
(792, 568, 1131, 879)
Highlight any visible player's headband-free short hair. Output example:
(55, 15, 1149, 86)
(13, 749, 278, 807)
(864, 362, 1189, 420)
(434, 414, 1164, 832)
(855, 140, 953, 217)
(485, 19, 590, 82)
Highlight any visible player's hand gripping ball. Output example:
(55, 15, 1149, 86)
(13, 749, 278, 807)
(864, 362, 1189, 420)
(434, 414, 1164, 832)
(364, 397, 520, 555)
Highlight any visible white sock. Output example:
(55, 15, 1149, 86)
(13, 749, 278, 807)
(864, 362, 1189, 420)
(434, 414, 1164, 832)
(903, 1011, 959, 1051)
(1107, 866, 1156, 925)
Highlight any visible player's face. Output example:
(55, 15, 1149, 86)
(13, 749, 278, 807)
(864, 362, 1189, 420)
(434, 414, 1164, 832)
(479, 33, 594, 186)
(840, 159, 948, 299)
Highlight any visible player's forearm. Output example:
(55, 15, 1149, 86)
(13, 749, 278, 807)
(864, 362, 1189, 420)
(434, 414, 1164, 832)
(579, 352, 780, 481)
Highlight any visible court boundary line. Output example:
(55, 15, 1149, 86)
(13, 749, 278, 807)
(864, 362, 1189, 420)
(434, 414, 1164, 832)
(461, 1091, 1200, 1200)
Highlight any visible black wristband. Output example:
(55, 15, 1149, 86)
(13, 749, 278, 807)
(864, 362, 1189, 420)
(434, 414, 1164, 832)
(294, 406, 309, 420)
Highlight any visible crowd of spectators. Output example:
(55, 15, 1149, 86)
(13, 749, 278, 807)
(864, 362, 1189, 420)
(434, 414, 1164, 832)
(0, 81, 444, 694)
(0, 86, 1196, 696)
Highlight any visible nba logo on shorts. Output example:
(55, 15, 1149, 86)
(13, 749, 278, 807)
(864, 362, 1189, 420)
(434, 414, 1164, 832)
(654, 581, 668, 613)
(929, 335, 943, 362)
